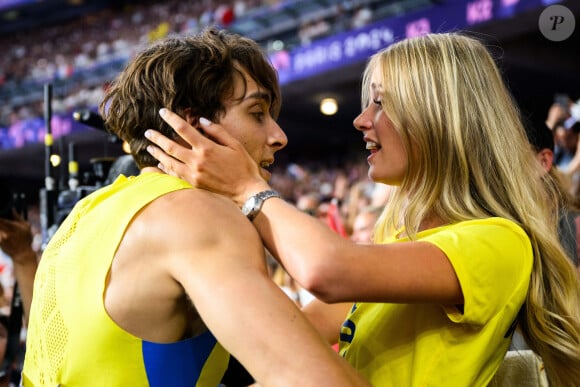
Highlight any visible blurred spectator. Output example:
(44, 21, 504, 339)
(298, 17, 331, 46)
(214, 3, 236, 27)
(271, 264, 315, 307)
(0, 197, 38, 387)
(296, 191, 321, 216)
(351, 5, 372, 29)
(546, 100, 570, 131)
(324, 198, 348, 238)
(553, 119, 580, 172)
(524, 120, 579, 268)
(350, 205, 382, 244)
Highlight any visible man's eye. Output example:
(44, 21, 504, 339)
(252, 111, 265, 120)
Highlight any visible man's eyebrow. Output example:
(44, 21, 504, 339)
(244, 91, 271, 104)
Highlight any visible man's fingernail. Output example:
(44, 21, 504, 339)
(159, 108, 167, 117)
(199, 117, 211, 126)
(144, 130, 151, 138)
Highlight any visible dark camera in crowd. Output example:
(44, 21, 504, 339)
(0, 186, 26, 220)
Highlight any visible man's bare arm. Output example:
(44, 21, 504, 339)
(165, 190, 369, 387)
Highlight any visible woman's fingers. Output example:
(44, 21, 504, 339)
(145, 109, 202, 174)
(158, 108, 205, 146)
(145, 108, 263, 200)
(196, 116, 238, 148)
(145, 130, 183, 160)
(146, 142, 182, 177)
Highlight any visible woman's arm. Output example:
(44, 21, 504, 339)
(145, 110, 463, 305)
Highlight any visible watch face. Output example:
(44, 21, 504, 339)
(242, 190, 280, 219)
(243, 196, 258, 215)
(248, 196, 258, 209)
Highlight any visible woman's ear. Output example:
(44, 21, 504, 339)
(536, 148, 554, 173)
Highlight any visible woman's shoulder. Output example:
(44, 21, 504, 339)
(435, 217, 526, 237)
(420, 217, 532, 257)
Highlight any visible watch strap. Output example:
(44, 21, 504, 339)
(242, 189, 280, 220)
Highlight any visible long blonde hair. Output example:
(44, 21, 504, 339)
(367, 33, 580, 386)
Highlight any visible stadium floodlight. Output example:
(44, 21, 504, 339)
(320, 97, 338, 116)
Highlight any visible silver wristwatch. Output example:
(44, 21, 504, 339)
(241, 190, 280, 221)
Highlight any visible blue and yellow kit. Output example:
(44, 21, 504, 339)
(22, 173, 229, 386)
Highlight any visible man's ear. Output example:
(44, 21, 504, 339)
(182, 108, 199, 126)
(172, 108, 200, 148)
(182, 108, 208, 138)
(536, 148, 554, 172)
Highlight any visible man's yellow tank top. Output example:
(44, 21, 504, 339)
(22, 172, 229, 386)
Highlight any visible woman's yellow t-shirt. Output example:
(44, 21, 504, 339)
(339, 217, 532, 386)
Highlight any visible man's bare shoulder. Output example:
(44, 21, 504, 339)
(142, 187, 252, 239)
(136, 187, 267, 288)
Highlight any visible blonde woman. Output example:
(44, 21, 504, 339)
(146, 33, 580, 386)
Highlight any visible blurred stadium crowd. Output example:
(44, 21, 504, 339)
(0, 0, 394, 129)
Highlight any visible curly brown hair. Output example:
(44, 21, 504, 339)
(99, 27, 281, 169)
